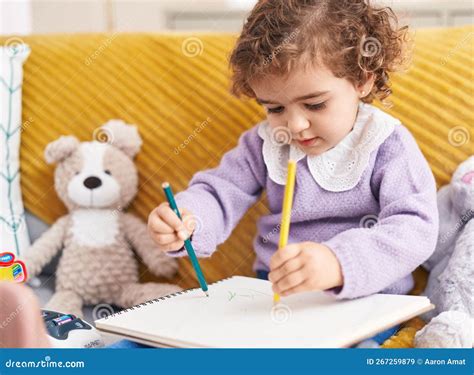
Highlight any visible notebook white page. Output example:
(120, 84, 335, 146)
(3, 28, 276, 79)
(95, 276, 433, 348)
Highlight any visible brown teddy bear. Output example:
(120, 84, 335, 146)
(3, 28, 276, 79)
(24, 120, 181, 318)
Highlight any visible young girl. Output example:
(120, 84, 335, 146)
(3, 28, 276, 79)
(148, 0, 438, 302)
(0, 0, 438, 348)
(145, 0, 439, 347)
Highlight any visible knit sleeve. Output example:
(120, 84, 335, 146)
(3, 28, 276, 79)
(322, 124, 439, 299)
(167, 125, 266, 258)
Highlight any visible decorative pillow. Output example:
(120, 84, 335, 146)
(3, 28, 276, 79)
(0, 42, 31, 258)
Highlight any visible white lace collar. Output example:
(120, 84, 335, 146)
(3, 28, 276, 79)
(257, 102, 399, 192)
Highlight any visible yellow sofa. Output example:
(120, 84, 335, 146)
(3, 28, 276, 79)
(1, 26, 472, 347)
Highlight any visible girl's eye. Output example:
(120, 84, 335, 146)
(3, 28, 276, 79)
(305, 102, 326, 111)
(104, 170, 111, 175)
(267, 106, 284, 114)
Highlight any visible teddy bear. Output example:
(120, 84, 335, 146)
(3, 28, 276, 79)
(414, 156, 473, 348)
(23, 120, 182, 318)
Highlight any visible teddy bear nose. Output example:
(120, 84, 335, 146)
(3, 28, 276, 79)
(83, 176, 102, 190)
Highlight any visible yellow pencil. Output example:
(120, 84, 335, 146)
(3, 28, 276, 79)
(273, 159, 297, 304)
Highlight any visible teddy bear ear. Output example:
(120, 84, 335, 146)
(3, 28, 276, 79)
(452, 155, 474, 184)
(44, 136, 80, 164)
(98, 119, 143, 158)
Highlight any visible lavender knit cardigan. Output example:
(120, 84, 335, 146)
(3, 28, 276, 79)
(170, 120, 439, 300)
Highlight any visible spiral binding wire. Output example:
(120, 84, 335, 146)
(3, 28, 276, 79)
(103, 276, 234, 320)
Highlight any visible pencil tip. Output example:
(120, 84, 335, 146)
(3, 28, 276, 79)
(273, 294, 280, 304)
(205, 291, 209, 297)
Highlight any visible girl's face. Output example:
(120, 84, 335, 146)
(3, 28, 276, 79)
(251, 63, 372, 156)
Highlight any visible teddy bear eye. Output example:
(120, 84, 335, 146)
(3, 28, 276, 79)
(75, 171, 80, 175)
(104, 170, 112, 175)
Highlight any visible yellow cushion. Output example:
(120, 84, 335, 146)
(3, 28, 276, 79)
(1, 27, 472, 310)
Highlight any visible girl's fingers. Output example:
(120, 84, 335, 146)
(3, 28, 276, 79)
(161, 240, 185, 252)
(152, 233, 181, 245)
(268, 257, 303, 284)
(160, 206, 186, 232)
(148, 208, 175, 234)
(269, 243, 302, 271)
(159, 205, 190, 239)
(272, 268, 306, 295)
(279, 280, 311, 297)
(148, 203, 193, 241)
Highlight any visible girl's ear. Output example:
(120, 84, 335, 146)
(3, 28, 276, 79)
(44, 136, 80, 164)
(357, 72, 375, 98)
(98, 120, 143, 159)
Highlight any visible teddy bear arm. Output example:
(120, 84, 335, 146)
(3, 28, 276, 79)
(23, 215, 69, 278)
(121, 213, 178, 279)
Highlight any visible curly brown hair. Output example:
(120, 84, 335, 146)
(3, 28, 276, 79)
(229, 0, 411, 105)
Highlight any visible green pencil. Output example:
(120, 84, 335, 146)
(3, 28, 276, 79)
(162, 182, 209, 297)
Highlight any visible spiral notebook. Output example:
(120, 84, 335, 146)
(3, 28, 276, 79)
(94, 276, 434, 348)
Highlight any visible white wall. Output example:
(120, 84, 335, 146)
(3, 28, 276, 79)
(0, 0, 32, 35)
(0, 0, 473, 36)
(31, 0, 109, 33)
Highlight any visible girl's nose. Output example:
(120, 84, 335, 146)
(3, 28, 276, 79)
(287, 114, 310, 135)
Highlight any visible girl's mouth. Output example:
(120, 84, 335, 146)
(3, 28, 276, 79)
(297, 136, 320, 147)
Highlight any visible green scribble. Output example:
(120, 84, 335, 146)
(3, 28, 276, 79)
(227, 289, 268, 301)
(228, 291, 237, 301)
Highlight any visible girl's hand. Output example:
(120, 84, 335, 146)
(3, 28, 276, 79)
(268, 242, 343, 296)
(147, 202, 195, 252)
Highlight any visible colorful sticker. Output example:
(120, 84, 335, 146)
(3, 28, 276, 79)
(0, 252, 27, 283)
(52, 315, 74, 326)
(0, 252, 14, 265)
